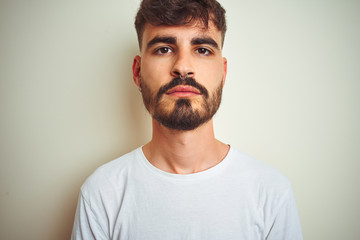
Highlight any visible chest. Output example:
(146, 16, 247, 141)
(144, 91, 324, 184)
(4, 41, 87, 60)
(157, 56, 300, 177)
(107, 178, 265, 240)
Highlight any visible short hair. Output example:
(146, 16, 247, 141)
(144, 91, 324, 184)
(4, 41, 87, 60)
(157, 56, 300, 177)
(134, 0, 227, 49)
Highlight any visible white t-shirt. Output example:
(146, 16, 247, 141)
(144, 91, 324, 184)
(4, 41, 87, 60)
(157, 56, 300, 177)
(72, 146, 302, 240)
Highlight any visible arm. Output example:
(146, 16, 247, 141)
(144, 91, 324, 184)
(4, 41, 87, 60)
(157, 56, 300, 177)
(265, 187, 303, 240)
(71, 192, 108, 240)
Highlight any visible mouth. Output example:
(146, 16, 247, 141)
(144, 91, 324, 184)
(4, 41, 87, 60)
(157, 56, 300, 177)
(166, 85, 202, 97)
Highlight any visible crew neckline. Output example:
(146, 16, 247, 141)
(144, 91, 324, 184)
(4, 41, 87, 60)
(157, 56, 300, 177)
(136, 145, 233, 181)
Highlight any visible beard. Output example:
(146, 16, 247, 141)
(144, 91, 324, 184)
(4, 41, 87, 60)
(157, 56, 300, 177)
(140, 76, 223, 131)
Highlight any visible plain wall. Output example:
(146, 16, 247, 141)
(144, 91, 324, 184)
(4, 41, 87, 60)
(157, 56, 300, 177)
(1, 0, 359, 239)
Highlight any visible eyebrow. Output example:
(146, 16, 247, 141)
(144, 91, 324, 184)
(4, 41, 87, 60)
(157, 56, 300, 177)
(146, 36, 177, 49)
(191, 37, 219, 50)
(145, 36, 220, 50)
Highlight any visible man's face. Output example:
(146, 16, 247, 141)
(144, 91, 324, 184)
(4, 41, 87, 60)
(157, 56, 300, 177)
(133, 21, 227, 131)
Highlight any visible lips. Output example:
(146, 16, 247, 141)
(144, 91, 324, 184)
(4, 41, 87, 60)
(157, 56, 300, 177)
(166, 85, 201, 97)
(156, 77, 209, 103)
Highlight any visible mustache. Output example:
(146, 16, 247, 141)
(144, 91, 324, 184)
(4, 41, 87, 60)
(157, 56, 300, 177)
(156, 77, 209, 102)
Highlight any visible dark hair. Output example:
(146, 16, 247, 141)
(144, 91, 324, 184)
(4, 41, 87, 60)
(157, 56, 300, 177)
(135, 0, 226, 49)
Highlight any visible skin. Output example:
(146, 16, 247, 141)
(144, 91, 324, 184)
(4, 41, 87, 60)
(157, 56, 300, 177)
(132, 21, 229, 174)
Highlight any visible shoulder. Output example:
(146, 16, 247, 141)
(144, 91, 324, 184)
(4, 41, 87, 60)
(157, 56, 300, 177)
(228, 147, 291, 191)
(229, 147, 295, 213)
(228, 148, 302, 237)
(80, 147, 141, 199)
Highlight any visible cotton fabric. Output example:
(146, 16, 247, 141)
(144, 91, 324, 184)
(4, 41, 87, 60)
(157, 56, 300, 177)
(72, 146, 302, 240)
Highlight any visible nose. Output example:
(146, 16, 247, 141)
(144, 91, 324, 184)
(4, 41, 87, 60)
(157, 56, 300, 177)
(171, 50, 194, 79)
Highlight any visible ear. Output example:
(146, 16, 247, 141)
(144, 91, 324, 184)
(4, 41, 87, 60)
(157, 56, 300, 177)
(132, 55, 142, 88)
(222, 57, 227, 86)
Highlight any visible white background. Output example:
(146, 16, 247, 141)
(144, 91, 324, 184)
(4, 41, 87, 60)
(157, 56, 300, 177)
(1, 0, 359, 239)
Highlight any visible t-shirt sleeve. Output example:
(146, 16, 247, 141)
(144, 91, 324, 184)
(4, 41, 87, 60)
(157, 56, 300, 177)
(71, 192, 108, 240)
(265, 186, 303, 240)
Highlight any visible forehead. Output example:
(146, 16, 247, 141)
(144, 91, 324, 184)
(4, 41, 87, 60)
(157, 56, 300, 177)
(141, 22, 222, 49)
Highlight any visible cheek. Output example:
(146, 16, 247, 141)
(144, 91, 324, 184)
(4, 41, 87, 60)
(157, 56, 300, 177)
(209, 59, 225, 76)
(141, 58, 171, 89)
(198, 62, 224, 88)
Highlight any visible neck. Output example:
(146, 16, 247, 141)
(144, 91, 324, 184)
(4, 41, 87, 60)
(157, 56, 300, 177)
(142, 118, 229, 174)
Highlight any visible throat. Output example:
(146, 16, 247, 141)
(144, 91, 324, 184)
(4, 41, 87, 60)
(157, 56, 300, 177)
(142, 122, 229, 174)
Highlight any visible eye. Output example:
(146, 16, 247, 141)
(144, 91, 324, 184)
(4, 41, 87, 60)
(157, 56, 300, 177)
(154, 47, 173, 55)
(196, 47, 212, 56)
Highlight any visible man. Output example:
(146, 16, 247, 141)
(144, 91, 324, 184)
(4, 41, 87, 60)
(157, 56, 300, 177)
(72, 0, 303, 239)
